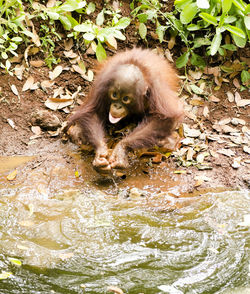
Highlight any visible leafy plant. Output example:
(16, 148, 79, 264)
(174, 0, 250, 67)
(73, 7, 130, 61)
(0, 0, 33, 61)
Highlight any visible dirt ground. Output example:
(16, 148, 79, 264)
(0, 4, 249, 193)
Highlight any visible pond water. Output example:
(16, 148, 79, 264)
(0, 157, 249, 293)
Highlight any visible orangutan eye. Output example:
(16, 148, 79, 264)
(111, 91, 119, 100)
(122, 96, 131, 104)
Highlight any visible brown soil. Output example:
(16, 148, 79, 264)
(0, 3, 249, 194)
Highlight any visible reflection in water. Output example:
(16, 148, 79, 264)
(0, 181, 249, 294)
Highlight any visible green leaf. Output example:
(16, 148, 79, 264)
(190, 53, 206, 68)
(59, 15, 72, 30)
(86, 2, 95, 15)
(12, 37, 22, 42)
(187, 24, 201, 31)
(137, 13, 148, 23)
(210, 33, 222, 55)
(190, 84, 204, 95)
(222, 0, 232, 13)
(1, 52, 8, 59)
(224, 25, 245, 38)
(139, 23, 147, 39)
(96, 41, 106, 62)
(8, 257, 22, 267)
(221, 44, 237, 51)
(245, 4, 250, 14)
(241, 70, 250, 86)
(232, 0, 246, 11)
(199, 12, 217, 26)
(115, 17, 130, 29)
(156, 25, 165, 43)
(83, 32, 95, 41)
(244, 15, 250, 30)
(174, 0, 192, 10)
(193, 37, 211, 49)
(46, 11, 60, 20)
(176, 51, 190, 68)
(74, 23, 93, 33)
(180, 3, 198, 24)
(224, 16, 237, 24)
(96, 10, 104, 26)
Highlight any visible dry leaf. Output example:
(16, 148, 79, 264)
(186, 147, 195, 160)
(11, 84, 19, 96)
(243, 146, 250, 154)
(14, 64, 25, 80)
(226, 91, 234, 102)
(31, 24, 41, 47)
(49, 65, 63, 80)
(72, 64, 86, 76)
(107, 286, 124, 294)
(45, 98, 73, 110)
(7, 170, 17, 181)
(22, 76, 34, 91)
(203, 106, 209, 117)
(236, 99, 250, 107)
(218, 118, 231, 125)
(41, 80, 54, 88)
(165, 49, 174, 63)
(64, 38, 73, 51)
(168, 35, 176, 49)
(7, 119, 16, 129)
(232, 157, 241, 169)
(105, 35, 117, 50)
(64, 50, 78, 59)
(47, 0, 56, 7)
(30, 60, 44, 67)
(208, 95, 220, 102)
(217, 149, 235, 157)
(231, 118, 246, 126)
(233, 78, 240, 88)
(31, 126, 42, 135)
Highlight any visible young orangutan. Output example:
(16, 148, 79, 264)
(64, 48, 184, 171)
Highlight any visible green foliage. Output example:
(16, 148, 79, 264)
(174, 0, 249, 66)
(0, 0, 33, 62)
(73, 5, 130, 61)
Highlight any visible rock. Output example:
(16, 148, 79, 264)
(30, 110, 61, 130)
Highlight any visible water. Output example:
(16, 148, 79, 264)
(0, 183, 249, 293)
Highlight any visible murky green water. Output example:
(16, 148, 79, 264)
(0, 182, 249, 293)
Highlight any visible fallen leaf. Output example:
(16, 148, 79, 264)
(231, 118, 246, 126)
(49, 65, 63, 80)
(105, 35, 117, 50)
(218, 118, 231, 125)
(41, 80, 54, 88)
(236, 99, 250, 107)
(45, 97, 73, 110)
(72, 64, 86, 76)
(31, 126, 42, 135)
(7, 119, 16, 129)
(203, 106, 209, 117)
(64, 38, 73, 51)
(30, 60, 44, 67)
(233, 78, 240, 88)
(107, 286, 124, 294)
(226, 91, 234, 102)
(7, 170, 17, 181)
(243, 146, 250, 154)
(217, 149, 235, 157)
(22, 76, 34, 91)
(64, 50, 78, 59)
(232, 157, 241, 169)
(11, 84, 19, 96)
(208, 95, 220, 102)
